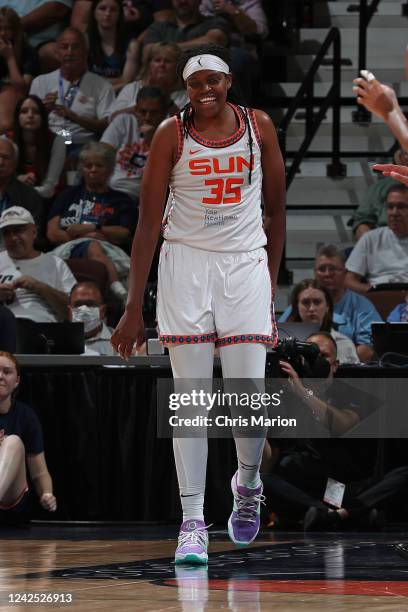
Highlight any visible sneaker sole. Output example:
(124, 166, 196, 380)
(227, 514, 259, 546)
(175, 553, 208, 565)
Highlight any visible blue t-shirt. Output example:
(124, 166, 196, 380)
(90, 52, 124, 80)
(0, 399, 44, 455)
(387, 303, 408, 322)
(49, 184, 137, 230)
(278, 289, 382, 345)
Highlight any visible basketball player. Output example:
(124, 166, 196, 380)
(111, 44, 286, 564)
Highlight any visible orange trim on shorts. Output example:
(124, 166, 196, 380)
(0, 485, 28, 510)
(160, 332, 217, 346)
(216, 333, 278, 348)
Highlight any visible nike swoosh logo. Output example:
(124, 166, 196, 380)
(190, 149, 203, 155)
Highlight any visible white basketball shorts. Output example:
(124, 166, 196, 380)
(157, 242, 277, 348)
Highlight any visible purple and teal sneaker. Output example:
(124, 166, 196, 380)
(175, 519, 209, 565)
(228, 471, 265, 546)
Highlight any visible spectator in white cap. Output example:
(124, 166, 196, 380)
(0, 205, 76, 322)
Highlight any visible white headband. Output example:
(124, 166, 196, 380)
(182, 54, 230, 81)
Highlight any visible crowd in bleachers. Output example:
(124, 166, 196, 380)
(0, 0, 408, 529)
(0, 0, 272, 354)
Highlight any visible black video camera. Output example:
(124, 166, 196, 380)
(267, 338, 330, 378)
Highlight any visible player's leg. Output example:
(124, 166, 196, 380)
(157, 243, 215, 564)
(0, 435, 28, 508)
(220, 343, 268, 545)
(169, 343, 214, 564)
(215, 249, 275, 545)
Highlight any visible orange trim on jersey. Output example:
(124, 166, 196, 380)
(174, 114, 184, 164)
(0, 485, 29, 510)
(188, 103, 246, 149)
(160, 332, 217, 346)
(248, 108, 262, 149)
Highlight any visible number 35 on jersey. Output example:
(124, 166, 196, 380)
(189, 155, 254, 205)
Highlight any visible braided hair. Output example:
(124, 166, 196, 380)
(176, 44, 254, 184)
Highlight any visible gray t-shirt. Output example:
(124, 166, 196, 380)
(143, 16, 230, 45)
(346, 226, 408, 285)
(101, 113, 147, 199)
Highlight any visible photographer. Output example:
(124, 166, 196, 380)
(262, 332, 408, 531)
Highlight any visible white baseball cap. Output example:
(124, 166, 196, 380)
(0, 206, 35, 230)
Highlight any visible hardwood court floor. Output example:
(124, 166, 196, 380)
(1, 524, 408, 611)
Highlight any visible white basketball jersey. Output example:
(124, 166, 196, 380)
(162, 104, 266, 252)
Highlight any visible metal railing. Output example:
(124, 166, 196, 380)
(278, 27, 345, 190)
(352, 0, 382, 122)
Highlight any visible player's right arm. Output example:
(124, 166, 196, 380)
(111, 117, 178, 359)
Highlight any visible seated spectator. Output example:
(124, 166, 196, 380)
(110, 41, 188, 119)
(0, 206, 76, 322)
(0, 138, 43, 236)
(287, 279, 360, 364)
(200, 0, 268, 42)
(346, 185, 408, 293)
(69, 280, 115, 354)
(102, 86, 170, 199)
(387, 292, 408, 322)
(0, 8, 39, 133)
(73, 0, 153, 38)
(47, 142, 136, 304)
(149, 0, 173, 22)
(87, 0, 139, 93)
(0, 0, 72, 72)
(279, 245, 380, 362)
(142, 0, 229, 63)
(262, 333, 408, 531)
(0, 351, 57, 524)
(30, 27, 115, 154)
(142, 0, 262, 102)
(13, 95, 66, 200)
(351, 149, 408, 241)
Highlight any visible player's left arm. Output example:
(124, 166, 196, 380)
(255, 109, 286, 294)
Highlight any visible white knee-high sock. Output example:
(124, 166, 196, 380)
(173, 437, 207, 521)
(169, 344, 214, 521)
(220, 343, 267, 488)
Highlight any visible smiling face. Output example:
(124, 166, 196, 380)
(0, 355, 19, 406)
(297, 287, 329, 325)
(185, 69, 231, 116)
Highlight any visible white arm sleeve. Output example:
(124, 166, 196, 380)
(35, 136, 66, 199)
